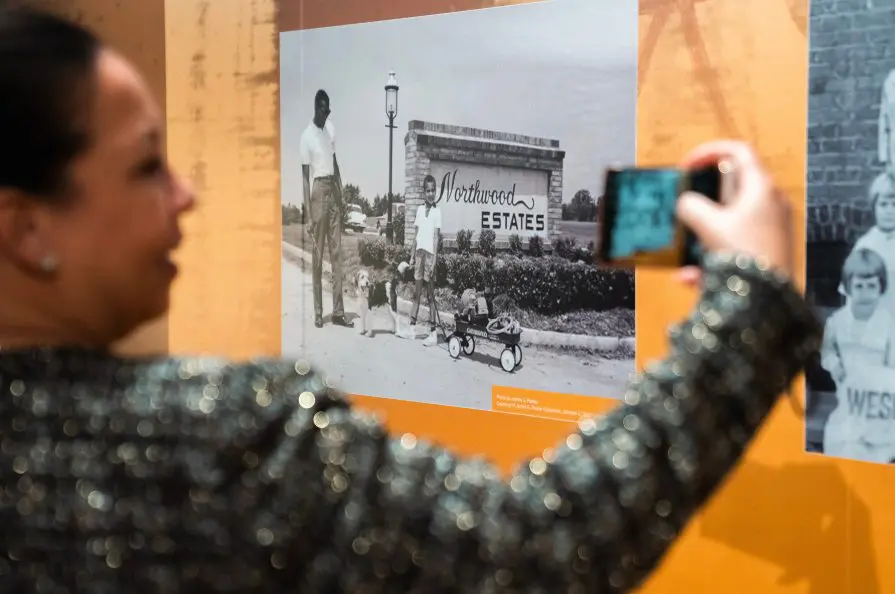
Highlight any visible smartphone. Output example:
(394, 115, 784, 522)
(597, 163, 723, 268)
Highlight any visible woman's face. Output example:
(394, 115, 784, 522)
(877, 192, 895, 232)
(40, 50, 194, 341)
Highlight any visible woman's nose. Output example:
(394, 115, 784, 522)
(172, 173, 197, 214)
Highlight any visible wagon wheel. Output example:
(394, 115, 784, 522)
(462, 336, 476, 356)
(511, 345, 522, 367)
(448, 336, 462, 359)
(500, 348, 516, 373)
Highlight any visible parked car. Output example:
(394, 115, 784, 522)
(344, 203, 367, 233)
(375, 204, 406, 235)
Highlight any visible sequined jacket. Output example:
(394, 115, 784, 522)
(0, 254, 820, 593)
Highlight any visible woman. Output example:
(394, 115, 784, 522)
(0, 7, 819, 594)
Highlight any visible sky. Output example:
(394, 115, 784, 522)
(280, 0, 638, 207)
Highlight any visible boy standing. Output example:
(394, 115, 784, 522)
(821, 247, 895, 462)
(408, 175, 441, 346)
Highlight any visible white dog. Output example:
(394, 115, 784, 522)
(354, 267, 413, 338)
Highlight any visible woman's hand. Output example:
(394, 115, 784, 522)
(675, 140, 793, 285)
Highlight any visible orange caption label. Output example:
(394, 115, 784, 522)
(491, 386, 617, 423)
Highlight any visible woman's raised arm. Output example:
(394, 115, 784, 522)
(186, 252, 819, 593)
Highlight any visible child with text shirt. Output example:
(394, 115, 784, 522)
(822, 247, 895, 463)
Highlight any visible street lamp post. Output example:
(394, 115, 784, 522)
(385, 70, 399, 244)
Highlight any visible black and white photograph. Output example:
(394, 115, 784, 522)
(805, 0, 895, 464)
(279, 0, 638, 409)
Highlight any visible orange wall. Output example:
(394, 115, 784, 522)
(158, 0, 894, 592)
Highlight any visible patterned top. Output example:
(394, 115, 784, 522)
(0, 253, 821, 593)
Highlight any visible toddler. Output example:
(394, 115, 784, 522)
(822, 247, 895, 463)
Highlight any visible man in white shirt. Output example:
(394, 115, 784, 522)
(408, 175, 442, 346)
(300, 89, 352, 329)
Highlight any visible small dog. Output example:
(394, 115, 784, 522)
(354, 265, 413, 337)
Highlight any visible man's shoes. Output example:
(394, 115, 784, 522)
(423, 330, 437, 347)
(314, 316, 323, 328)
(332, 315, 354, 328)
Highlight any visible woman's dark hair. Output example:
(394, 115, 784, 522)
(0, 6, 101, 198)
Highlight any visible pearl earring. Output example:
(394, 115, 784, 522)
(39, 255, 58, 273)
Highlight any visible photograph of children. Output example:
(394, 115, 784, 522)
(819, 247, 895, 463)
(805, 0, 895, 464)
(279, 0, 638, 410)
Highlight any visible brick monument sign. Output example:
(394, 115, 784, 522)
(403, 120, 565, 248)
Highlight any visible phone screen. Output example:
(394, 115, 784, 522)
(604, 168, 682, 260)
(599, 165, 721, 266)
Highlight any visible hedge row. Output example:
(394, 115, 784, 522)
(358, 238, 633, 314)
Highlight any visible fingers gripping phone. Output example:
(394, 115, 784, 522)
(597, 164, 724, 268)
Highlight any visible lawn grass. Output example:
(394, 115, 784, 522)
(283, 223, 635, 339)
(556, 220, 597, 247)
(283, 222, 364, 284)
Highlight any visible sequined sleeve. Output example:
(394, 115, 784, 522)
(208, 253, 820, 593)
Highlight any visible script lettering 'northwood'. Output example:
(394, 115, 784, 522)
(438, 170, 535, 210)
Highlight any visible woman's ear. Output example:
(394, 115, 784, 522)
(0, 188, 60, 275)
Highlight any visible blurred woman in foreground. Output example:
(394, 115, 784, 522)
(0, 6, 819, 593)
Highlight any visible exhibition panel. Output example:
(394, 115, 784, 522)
(279, 0, 637, 416)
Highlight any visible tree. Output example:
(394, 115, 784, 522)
(342, 183, 378, 217)
(281, 203, 302, 225)
(568, 189, 597, 222)
(561, 203, 572, 220)
(342, 183, 361, 206)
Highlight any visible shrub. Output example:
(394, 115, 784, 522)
(358, 237, 412, 269)
(456, 229, 474, 254)
(340, 203, 350, 230)
(508, 234, 524, 254)
(359, 236, 455, 287)
(479, 229, 496, 257)
(358, 237, 633, 313)
(554, 236, 577, 259)
(441, 253, 633, 314)
(394, 209, 405, 245)
(577, 242, 595, 265)
(435, 235, 448, 285)
(528, 235, 544, 257)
